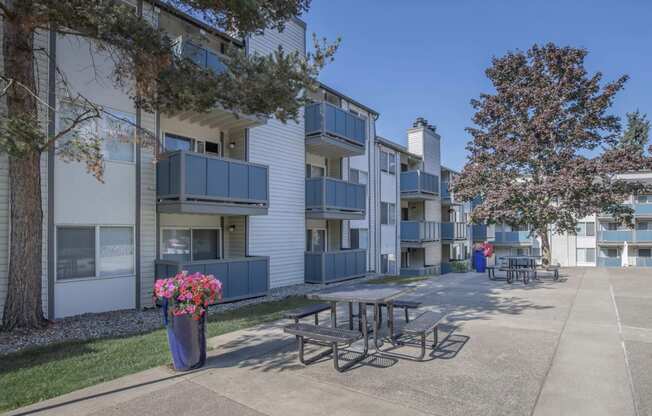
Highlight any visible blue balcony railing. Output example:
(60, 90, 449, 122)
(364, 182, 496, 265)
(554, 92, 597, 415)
(305, 177, 366, 214)
(597, 257, 621, 268)
(494, 231, 533, 244)
(157, 151, 269, 207)
(305, 102, 366, 147)
(597, 230, 634, 242)
(441, 182, 451, 200)
(175, 40, 226, 75)
(632, 257, 652, 267)
(401, 221, 439, 242)
(155, 257, 269, 302)
(472, 224, 487, 241)
(305, 249, 367, 284)
(441, 222, 467, 240)
(634, 203, 652, 216)
(636, 230, 652, 242)
(400, 170, 439, 196)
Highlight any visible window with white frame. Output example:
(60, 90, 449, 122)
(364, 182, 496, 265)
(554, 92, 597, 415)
(349, 168, 368, 185)
(576, 248, 596, 263)
(350, 228, 368, 249)
(56, 226, 134, 281)
(380, 202, 396, 225)
(59, 104, 136, 163)
(306, 164, 325, 178)
(379, 150, 396, 175)
(636, 221, 651, 230)
(306, 229, 326, 252)
(639, 248, 651, 258)
(603, 248, 619, 258)
(160, 228, 221, 262)
(380, 253, 396, 274)
(576, 222, 596, 237)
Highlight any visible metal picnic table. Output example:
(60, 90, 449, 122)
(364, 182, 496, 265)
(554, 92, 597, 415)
(306, 283, 413, 351)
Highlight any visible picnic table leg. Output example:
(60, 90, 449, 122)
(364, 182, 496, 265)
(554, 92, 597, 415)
(373, 303, 383, 350)
(330, 301, 337, 328)
(348, 302, 354, 330)
(388, 302, 396, 345)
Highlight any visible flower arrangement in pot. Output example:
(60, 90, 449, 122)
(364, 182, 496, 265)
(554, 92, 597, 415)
(154, 271, 222, 371)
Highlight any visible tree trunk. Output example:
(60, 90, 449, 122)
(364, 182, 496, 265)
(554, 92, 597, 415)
(1, 11, 46, 330)
(539, 229, 552, 266)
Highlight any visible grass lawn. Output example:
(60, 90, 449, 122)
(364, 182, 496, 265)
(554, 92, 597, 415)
(367, 275, 433, 285)
(0, 296, 315, 412)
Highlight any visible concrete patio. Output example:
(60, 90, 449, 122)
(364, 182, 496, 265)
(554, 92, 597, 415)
(9, 267, 652, 416)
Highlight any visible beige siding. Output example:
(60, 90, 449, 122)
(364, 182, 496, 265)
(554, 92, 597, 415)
(247, 21, 306, 288)
(140, 110, 157, 308)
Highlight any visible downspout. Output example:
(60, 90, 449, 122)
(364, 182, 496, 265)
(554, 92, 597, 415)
(47, 28, 57, 319)
(135, 0, 143, 310)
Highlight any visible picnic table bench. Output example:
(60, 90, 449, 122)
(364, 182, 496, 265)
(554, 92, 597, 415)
(401, 311, 444, 361)
(284, 323, 364, 372)
(284, 303, 331, 325)
(499, 267, 537, 284)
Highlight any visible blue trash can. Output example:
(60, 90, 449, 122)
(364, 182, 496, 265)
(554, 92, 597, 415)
(474, 250, 486, 273)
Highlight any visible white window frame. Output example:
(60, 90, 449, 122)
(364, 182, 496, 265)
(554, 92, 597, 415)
(306, 228, 327, 252)
(381, 202, 396, 225)
(160, 226, 223, 262)
(55, 224, 135, 282)
(57, 102, 137, 165)
(163, 131, 222, 156)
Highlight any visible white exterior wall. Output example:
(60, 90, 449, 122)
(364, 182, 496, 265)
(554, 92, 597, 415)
(247, 20, 306, 288)
(377, 143, 400, 274)
(53, 33, 139, 317)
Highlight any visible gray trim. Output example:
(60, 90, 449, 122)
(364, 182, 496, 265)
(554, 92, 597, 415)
(157, 201, 268, 216)
(135, 0, 143, 310)
(155, 111, 161, 264)
(305, 211, 365, 221)
(47, 28, 57, 319)
(317, 82, 379, 116)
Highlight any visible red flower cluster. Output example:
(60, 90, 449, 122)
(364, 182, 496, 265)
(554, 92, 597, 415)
(154, 271, 223, 320)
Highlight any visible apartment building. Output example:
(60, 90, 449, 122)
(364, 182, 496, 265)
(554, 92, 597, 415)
(551, 171, 652, 268)
(0, 1, 389, 319)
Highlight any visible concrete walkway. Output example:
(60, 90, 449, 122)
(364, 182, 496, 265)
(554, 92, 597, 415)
(9, 268, 652, 416)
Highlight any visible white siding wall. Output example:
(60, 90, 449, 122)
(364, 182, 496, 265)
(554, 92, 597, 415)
(247, 21, 306, 288)
(140, 110, 157, 308)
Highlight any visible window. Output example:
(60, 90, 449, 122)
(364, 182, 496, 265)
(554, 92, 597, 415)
(637, 221, 650, 230)
(637, 195, 651, 204)
(381, 202, 396, 225)
(161, 228, 221, 262)
(100, 227, 134, 276)
(379, 150, 396, 174)
(192, 229, 221, 261)
(350, 228, 368, 249)
(324, 91, 341, 107)
(576, 222, 596, 237)
(605, 248, 619, 258)
(512, 224, 530, 232)
(577, 248, 596, 263)
(161, 229, 191, 262)
(57, 227, 96, 280)
(639, 248, 651, 258)
(380, 254, 388, 274)
(164, 133, 193, 152)
(514, 248, 530, 256)
(602, 222, 623, 231)
(306, 229, 326, 252)
(57, 226, 134, 280)
(306, 164, 325, 178)
(59, 104, 136, 163)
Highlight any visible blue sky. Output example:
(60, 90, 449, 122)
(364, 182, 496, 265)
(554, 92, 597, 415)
(303, 0, 652, 170)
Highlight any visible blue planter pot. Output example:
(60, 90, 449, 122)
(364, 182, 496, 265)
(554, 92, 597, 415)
(162, 300, 207, 371)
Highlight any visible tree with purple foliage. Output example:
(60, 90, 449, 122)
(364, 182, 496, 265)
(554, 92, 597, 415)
(454, 43, 652, 264)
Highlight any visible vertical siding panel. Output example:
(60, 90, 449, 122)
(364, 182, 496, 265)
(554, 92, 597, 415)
(247, 21, 306, 288)
(140, 111, 157, 307)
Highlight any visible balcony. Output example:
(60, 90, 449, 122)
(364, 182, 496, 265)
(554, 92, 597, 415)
(597, 257, 621, 268)
(169, 39, 265, 130)
(155, 256, 269, 302)
(636, 230, 652, 242)
(597, 230, 634, 243)
(472, 224, 487, 241)
(400, 265, 439, 277)
(305, 249, 367, 284)
(157, 151, 269, 215)
(630, 257, 652, 267)
(305, 102, 366, 157)
(634, 203, 652, 217)
(441, 181, 461, 204)
(494, 231, 533, 245)
(400, 170, 439, 200)
(441, 222, 467, 240)
(401, 221, 439, 247)
(305, 177, 366, 220)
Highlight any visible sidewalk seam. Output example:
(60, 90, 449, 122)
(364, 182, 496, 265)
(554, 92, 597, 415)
(528, 268, 584, 416)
